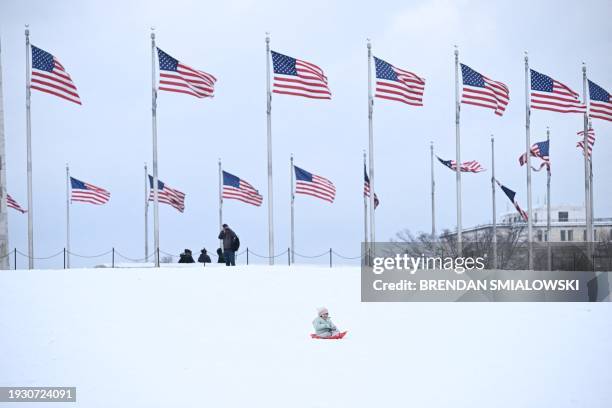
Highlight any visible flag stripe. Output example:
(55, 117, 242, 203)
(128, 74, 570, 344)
(7, 194, 27, 213)
(30, 46, 81, 105)
(271, 51, 331, 100)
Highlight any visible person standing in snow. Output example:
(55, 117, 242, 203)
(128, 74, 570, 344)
(312, 307, 339, 337)
(178, 249, 195, 263)
(216, 248, 225, 264)
(218, 224, 238, 266)
(198, 248, 211, 264)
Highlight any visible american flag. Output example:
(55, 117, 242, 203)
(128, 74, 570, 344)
(460, 64, 509, 116)
(148, 175, 186, 213)
(294, 166, 335, 203)
(222, 171, 263, 207)
(374, 57, 425, 106)
(6, 194, 27, 213)
(70, 177, 111, 205)
(31, 45, 81, 105)
(157, 48, 216, 98)
(495, 179, 528, 221)
(518, 140, 550, 172)
(271, 51, 331, 99)
(577, 128, 595, 158)
(530, 70, 585, 113)
(363, 165, 379, 209)
(588, 80, 612, 122)
(437, 156, 485, 173)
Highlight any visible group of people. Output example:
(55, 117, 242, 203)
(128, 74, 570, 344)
(178, 224, 240, 267)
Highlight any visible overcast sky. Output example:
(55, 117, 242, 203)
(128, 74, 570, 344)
(1, 0, 611, 267)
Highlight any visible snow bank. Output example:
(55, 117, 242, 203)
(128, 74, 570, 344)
(1, 265, 611, 407)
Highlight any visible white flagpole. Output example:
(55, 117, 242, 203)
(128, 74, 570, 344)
(491, 135, 497, 269)
(524, 52, 533, 270)
(454, 46, 462, 255)
(546, 127, 551, 270)
(144, 162, 148, 260)
(588, 118, 594, 241)
(25, 25, 34, 269)
(367, 40, 375, 254)
(66, 163, 70, 268)
(582, 64, 592, 243)
(363, 150, 368, 264)
(265, 33, 274, 265)
(430, 142, 436, 238)
(0, 35, 9, 270)
(290, 154, 295, 264)
(151, 28, 160, 267)
(218, 158, 223, 249)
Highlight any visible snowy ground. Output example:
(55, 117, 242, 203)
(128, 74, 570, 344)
(1, 264, 611, 407)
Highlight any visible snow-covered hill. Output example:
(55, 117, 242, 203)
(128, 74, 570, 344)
(1, 265, 611, 407)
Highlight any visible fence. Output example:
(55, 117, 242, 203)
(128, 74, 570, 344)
(0, 247, 363, 270)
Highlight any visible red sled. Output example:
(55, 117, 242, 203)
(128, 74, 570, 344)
(310, 331, 348, 340)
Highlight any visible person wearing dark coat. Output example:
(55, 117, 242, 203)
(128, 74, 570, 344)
(178, 249, 195, 263)
(198, 248, 211, 264)
(216, 248, 225, 264)
(218, 224, 237, 266)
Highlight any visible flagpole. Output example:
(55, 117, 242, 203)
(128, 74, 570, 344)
(491, 135, 497, 269)
(546, 127, 551, 270)
(25, 25, 34, 269)
(144, 162, 148, 261)
(454, 46, 462, 255)
(524, 51, 533, 270)
(363, 150, 368, 265)
(218, 158, 223, 249)
(265, 33, 274, 265)
(151, 28, 160, 267)
(430, 141, 436, 238)
(290, 154, 295, 264)
(588, 118, 594, 242)
(367, 39, 375, 256)
(66, 163, 70, 268)
(0, 35, 9, 270)
(582, 64, 592, 244)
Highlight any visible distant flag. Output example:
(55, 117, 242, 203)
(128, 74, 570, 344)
(70, 177, 111, 205)
(577, 128, 595, 158)
(30, 45, 81, 105)
(294, 166, 336, 203)
(222, 171, 263, 207)
(588, 80, 612, 122)
(518, 140, 550, 172)
(157, 48, 216, 98)
(374, 57, 425, 106)
(437, 156, 485, 173)
(363, 165, 379, 209)
(7, 194, 27, 213)
(271, 51, 331, 99)
(530, 70, 585, 113)
(495, 179, 528, 221)
(148, 175, 186, 213)
(460, 64, 509, 116)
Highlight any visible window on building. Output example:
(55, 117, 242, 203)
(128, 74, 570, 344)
(544, 231, 548, 242)
(537, 230, 543, 241)
(558, 211, 568, 222)
(583, 230, 586, 241)
(568, 230, 573, 241)
(561, 230, 566, 241)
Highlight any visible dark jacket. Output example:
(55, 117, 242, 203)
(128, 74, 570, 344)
(218, 228, 237, 250)
(178, 251, 195, 263)
(216, 248, 225, 263)
(179, 249, 195, 263)
(198, 250, 211, 263)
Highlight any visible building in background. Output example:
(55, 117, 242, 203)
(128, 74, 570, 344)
(453, 205, 612, 242)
